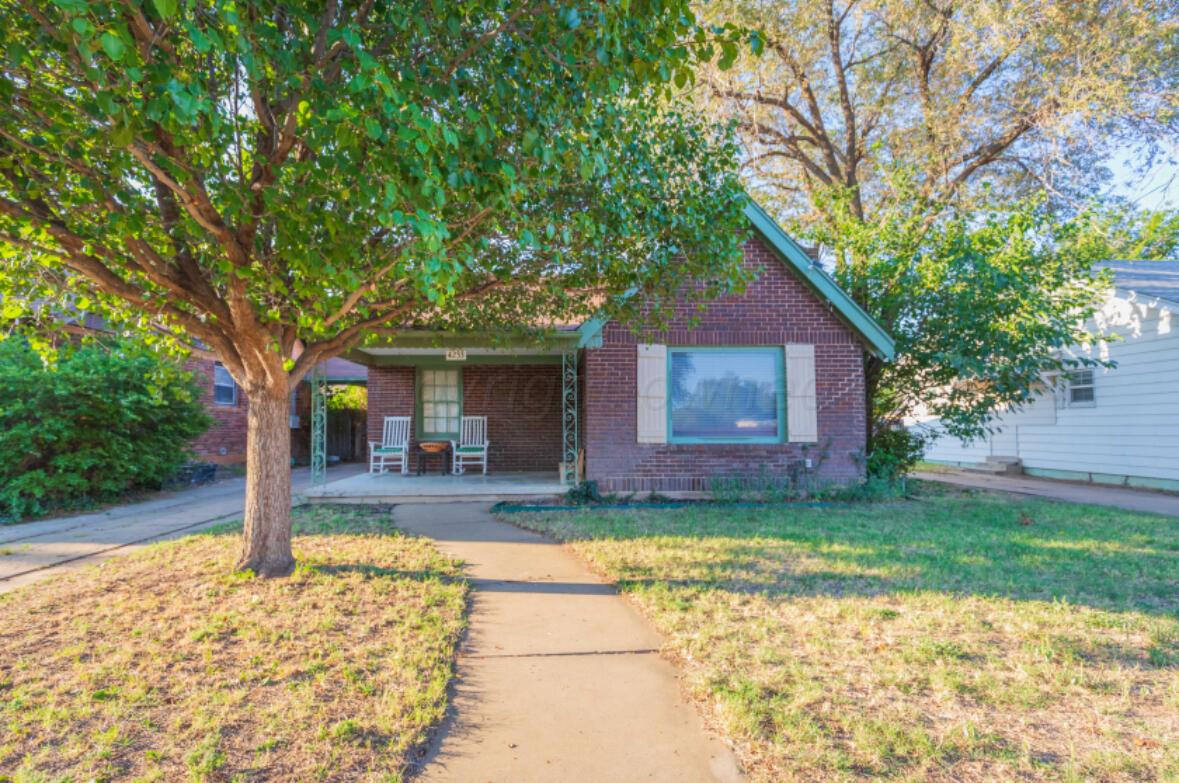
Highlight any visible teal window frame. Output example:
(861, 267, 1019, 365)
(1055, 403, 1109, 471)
(665, 346, 786, 445)
(416, 366, 463, 441)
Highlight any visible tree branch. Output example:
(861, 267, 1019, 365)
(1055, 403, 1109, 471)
(292, 278, 504, 382)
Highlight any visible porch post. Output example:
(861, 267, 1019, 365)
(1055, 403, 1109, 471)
(310, 364, 328, 486)
(561, 350, 579, 485)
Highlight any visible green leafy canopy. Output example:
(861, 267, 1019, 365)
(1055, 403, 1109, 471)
(0, 0, 753, 391)
(811, 176, 1118, 442)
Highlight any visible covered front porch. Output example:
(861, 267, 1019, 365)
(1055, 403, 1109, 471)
(303, 324, 600, 499)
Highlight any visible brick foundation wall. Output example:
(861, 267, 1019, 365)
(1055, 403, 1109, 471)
(187, 357, 248, 464)
(366, 363, 563, 474)
(583, 235, 868, 492)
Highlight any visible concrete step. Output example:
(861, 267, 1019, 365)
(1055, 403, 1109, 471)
(966, 458, 1023, 476)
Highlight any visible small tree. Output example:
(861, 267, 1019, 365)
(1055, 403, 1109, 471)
(811, 181, 1116, 448)
(0, 1, 751, 574)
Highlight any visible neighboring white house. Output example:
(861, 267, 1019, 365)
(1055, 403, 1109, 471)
(916, 260, 1179, 491)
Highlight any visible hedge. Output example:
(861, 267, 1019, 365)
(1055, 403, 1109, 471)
(0, 338, 211, 520)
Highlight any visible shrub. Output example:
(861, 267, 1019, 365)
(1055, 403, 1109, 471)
(866, 427, 926, 483)
(0, 338, 210, 520)
(709, 468, 798, 503)
(565, 480, 605, 505)
(325, 384, 367, 411)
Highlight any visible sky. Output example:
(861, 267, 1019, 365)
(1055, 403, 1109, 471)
(1105, 144, 1178, 211)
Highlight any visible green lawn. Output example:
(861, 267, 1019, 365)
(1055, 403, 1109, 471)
(509, 486, 1179, 782)
(0, 505, 467, 783)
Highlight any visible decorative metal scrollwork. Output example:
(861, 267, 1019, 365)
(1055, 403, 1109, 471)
(561, 350, 579, 485)
(310, 365, 328, 486)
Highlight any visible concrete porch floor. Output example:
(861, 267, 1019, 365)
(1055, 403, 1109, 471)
(302, 470, 567, 503)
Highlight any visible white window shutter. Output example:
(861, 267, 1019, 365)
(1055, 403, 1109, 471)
(785, 344, 818, 443)
(636, 343, 667, 444)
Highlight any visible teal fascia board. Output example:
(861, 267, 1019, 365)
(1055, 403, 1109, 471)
(354, 330, 581, 350)
(576, 317, 606, 348)
(742, 198, 896, 360)
(576, 285, 640, 348)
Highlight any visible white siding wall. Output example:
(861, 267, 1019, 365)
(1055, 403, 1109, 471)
(919, 292, 1179, 483)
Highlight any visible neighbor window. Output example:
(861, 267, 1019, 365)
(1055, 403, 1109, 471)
(1068, 369, 1095, 406)
(213, 362, 237, 405)
(668, 348, 784, 443)
(418, 368, 461, 439)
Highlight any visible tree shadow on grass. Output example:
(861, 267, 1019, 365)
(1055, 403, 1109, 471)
(304, 562, 462, 584)
(198, 502, 405, 539)
(195, 504, 466, 586)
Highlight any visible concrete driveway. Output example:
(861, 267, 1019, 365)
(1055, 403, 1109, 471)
(913, 468, 1179, 517)
(0, 463, 366, 594)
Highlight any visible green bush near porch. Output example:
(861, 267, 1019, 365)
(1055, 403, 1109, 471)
(0, 338, 210, 520)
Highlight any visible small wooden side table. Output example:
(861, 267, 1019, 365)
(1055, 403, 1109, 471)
(416, 442, 450, 475)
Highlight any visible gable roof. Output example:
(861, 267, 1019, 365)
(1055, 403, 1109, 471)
(1098, 259, 1179, 305)
(575, 198, 896, 358)
(742, 199, 895, 359)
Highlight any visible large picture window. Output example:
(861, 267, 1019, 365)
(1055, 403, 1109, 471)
(668, 348, 784, 443)
(418, 368, 461, 439)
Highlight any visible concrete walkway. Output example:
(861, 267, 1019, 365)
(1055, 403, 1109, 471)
(0, 463, 367, 593)
(395, 503, 743, 783)
(913, 469, 1179, 517)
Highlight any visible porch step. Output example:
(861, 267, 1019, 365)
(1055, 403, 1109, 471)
(306, 492, 564, 505)
(966, 456, 1023, 476)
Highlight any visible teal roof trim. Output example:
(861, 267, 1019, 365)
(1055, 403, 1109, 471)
(576, 316, 607, 348)
(743, 198, 895, 360)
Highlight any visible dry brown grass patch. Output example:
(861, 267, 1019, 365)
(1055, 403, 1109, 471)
(0, 504, 466, 783)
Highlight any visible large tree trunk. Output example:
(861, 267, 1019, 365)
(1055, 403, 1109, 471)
(235, 385, 295, 577)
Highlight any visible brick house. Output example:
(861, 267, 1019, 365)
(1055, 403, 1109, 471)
(345, 200, 894, 492)
(186, 356, 249, 463)
(189, 356, 367, 465)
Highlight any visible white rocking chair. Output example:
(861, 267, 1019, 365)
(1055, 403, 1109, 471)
(369, 416, 411, 474)
(451, 416, 489, 475)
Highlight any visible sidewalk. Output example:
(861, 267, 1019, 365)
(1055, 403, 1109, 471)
(912, 469, 1179, 517)
(0, 463, 366, 593)
(395, 503, 744, 783)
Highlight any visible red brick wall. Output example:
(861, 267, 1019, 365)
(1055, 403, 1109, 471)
(583, 235, 868, 492)
(366, 364, 563, 473)
(186, 359, 365, 466)
(187, 357, 248, 464)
